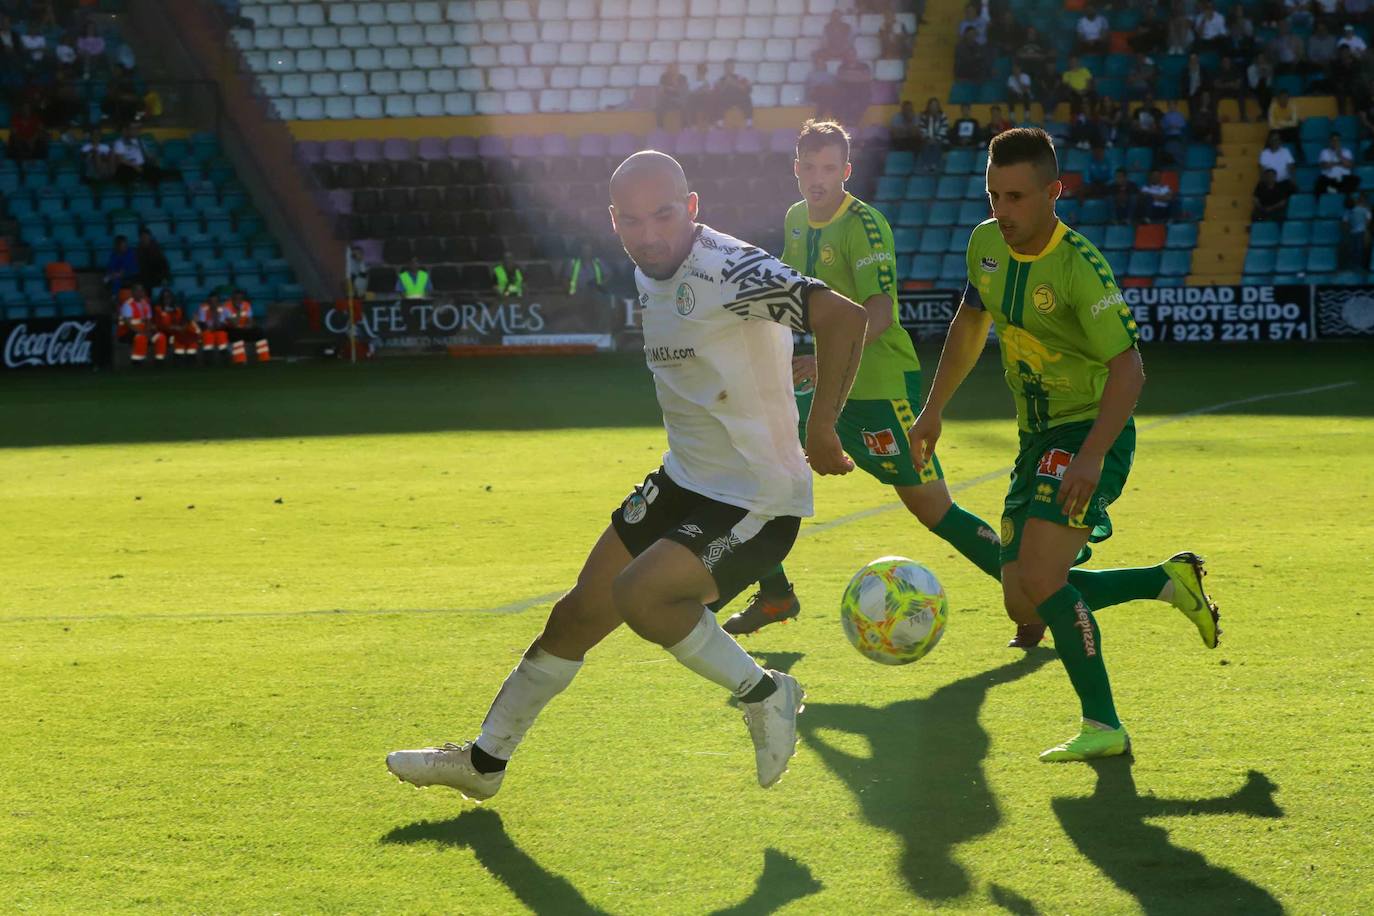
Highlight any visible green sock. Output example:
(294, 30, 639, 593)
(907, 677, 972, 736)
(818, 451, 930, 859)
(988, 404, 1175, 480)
(930, 503, 1002, 579)
(1036, 585, 1121, 729)
(1067, 565, 1168, 610)
(757, 565, 793, 599)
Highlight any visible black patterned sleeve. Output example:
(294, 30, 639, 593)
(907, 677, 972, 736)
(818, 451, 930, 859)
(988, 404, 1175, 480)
(718, 245, 827, 333)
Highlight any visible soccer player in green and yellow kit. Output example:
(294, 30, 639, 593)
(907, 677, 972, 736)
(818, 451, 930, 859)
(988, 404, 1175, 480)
(909, 128, 1221, 760)
(724, 119, 1019, 642)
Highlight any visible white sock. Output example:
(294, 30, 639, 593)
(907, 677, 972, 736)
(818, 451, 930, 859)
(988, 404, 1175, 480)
(666, 608, 768, 698)
(475, 647, 582, 760)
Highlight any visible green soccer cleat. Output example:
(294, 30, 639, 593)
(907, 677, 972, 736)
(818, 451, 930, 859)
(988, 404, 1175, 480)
(1163, 552, 1220, 649)
(1039, 721, 1132, 762)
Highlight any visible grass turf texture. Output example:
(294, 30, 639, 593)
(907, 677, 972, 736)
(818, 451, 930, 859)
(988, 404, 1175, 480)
(3, 344, 1372, 912)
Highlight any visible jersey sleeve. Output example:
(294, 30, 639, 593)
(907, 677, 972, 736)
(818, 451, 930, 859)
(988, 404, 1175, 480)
(845, 205, 898, 305)
(1069, 244, 1139, 360)
(963, 224, 986, 310)
(719, 244, 827, 333)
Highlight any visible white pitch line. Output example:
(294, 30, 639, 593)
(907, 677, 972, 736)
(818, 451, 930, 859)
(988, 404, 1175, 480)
(2, 380, 1356, 624)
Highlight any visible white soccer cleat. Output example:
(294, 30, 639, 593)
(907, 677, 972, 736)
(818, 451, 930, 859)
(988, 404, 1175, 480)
(741, 670, 805, 788)
(385, 741, 504, 801)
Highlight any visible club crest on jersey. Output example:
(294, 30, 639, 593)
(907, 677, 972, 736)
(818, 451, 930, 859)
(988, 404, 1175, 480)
(675, 282, 695, 316)
(623, 493, 648, 524)
(1033, 283, 1057, 314)
(862, 428, 902, 457)
(791, 227, 802, 238)
(1036, 448, 1074, 480)
(820, 243, 836, 266)
(980, 257, 999, 272)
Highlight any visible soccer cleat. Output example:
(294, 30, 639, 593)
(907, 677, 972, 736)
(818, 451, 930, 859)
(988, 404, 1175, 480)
(385, 741, 504, 801)
(742, 670, 805, 788)
(1039, 721, 1132, 762)
(1163, 551, 1220, 649)
(722, 591, 802, 636)
(1008, 623, 1047, 648)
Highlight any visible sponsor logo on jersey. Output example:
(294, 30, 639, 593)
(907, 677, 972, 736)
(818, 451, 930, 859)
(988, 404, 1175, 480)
(1036, 448, 1074, 480)
(1033, 284, 1057, 314)
(854, 250, 895, 270)
(820, 243, 836, 266)
(791, 227, 802, 238)
(686, 268, 713, 283)
(977, 525, 999, 544)
(645, 345, 696, 363)
(980, 257, 999, 271)
(862, 428, 902, 457)
(675, 282, 695, 316)
(1035, 482, 1055, 503)
(1090, 290, 1127, 318)
(1073, 599, 1098, 656)
(700, 532, 742, 571)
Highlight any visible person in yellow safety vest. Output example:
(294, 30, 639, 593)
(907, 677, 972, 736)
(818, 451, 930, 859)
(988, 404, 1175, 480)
(395, 257, 432, 300)
(493, 257, 524, 298)
(566, 242, 606, 296)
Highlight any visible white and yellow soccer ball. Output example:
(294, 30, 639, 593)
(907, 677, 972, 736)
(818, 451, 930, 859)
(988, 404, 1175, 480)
(839, 556, 949, 665)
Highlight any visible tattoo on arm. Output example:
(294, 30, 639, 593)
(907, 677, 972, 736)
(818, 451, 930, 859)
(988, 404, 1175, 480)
(831, 338, 861, 415)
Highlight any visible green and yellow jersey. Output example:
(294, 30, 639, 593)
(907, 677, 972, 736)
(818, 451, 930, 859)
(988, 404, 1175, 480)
(964, 218, 1140, 433)
(782, 192, 919, 401)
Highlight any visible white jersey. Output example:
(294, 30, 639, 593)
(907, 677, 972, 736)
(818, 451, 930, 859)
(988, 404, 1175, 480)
(636, 224, 826, 519)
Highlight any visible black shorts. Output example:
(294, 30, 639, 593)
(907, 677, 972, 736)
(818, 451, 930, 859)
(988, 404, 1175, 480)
(610, 466, 802, 612)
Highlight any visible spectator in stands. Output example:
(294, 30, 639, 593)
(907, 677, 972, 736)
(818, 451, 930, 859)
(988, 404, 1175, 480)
(1015, 27, 1056, 108)
(103, 234, 137, 294)
(1252, 168, 1293, 221)
(565, 242, 607, 297)
(1183, 52, 1211, 102)
(987, 104, 1014, 136)
(833, 51, 872, 126)
(917, 97, 949, 173)
(1129, 6, 1168, 55)
(1167, 7, 1194, 54)
(20, 17, 47, 68)
(1260, 132, 1298, 189)
(1191, 90, 1223, 144)
(952, 103, 982, 146)
(1228, 3, 1257, 56)
(1076, 4, 1111, 54)
(1193, 0, 1230, 51)
(1360, 94, 1374, 158)
(76, 21, 105, 77)
(1130, 93, 1166, 155)
(1060, 54, 1096, 118)
(1068, 103, 1106, 149)
(714, 60, 753, 125)
(7, 102, 48, 160)
(954, 26, 988, 82)
(878, 10, 912, 59)
(135, 226, 170, 293)
(988, 7, 1023, 57)
(1246, 50, 1275, 121)
(397, 257, 433, 299)
(113, 124, 169, 184)
(1269, 18, 1305, 75)
(889, 99, 921, 152)
(1308, 21, 1339, 86)
(492, 256, 523, 298)
(1267, 90, 1301, 151)
(1140, 169, 1180, 222)
(685, 63, 713, 128)
(1109, 168, 1140, 223)
(956, 3, 988, 46)
(1126, 52, 1158, 101)
(1330, 45, 1362, 114)
(79, 126, 114, 182)
(1100, 97, 1132, 147)
(1161, 99, 1189, 165)
(1338, 23, 1368, 56)
(656, 63, 688, 129)
(805, 52, 838, 119)
(103, 73, 144, 123)
(1084, 144, 1115, 197)
(1341, 190, 1372, 269)
(1317, 132, 1360, 194)
(819, 9, 856, 61)
(1211, 56, 1245, 113)
(1007, 61, 1034, 121)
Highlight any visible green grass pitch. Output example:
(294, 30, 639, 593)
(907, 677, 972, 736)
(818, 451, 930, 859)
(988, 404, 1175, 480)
(2, 344, 1372, 912)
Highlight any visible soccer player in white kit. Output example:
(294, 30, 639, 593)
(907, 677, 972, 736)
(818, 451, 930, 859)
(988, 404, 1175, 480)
(386, 151, 869, 799)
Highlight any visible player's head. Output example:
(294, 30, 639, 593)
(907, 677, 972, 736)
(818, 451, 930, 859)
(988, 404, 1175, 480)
(986, 127, 1061, 250)
(609, 150, 698, 280)
(794, 119, 851, 208)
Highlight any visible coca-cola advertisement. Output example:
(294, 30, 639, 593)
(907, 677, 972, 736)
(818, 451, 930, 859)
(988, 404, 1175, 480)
(2, 317, 111, 371)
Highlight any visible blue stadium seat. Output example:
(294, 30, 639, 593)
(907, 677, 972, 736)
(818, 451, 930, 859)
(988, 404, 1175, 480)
(1184, 145, 1216, 169)
(1312, 220, 1342, 246)
(1275, 247, 1307, 273)
(1180, 171, 1211, 196)
(910, 253, 941, 280)
(949, 82, 978, 105)
(1280, 220, 1311, 247)
(55, 291, 84, 317)
(1244, 248, 1277, 273)
(927, 201, 958, 226)
(1241, 273, 1273, 285)
(1125, 147, 1154, 172)
(936, 176, 964, 200)
(1127, 250, 1160, 275)
(1286, 195, 1316, 220)
(1062, 148, 1091, 173)
(4, 305, 29, 321)
(1103, 224, 1135, 252)
(1078, 198, 1110, 224)
(1165, 223, 1198, 248)
(884, 150, 916, 176)
(1307, 247, 1338, 273)
(1159, 250, 1192, 276)
(904, 174, 936, 199)
(944, 148, 975, 175)
(939, 253, 966, 281)
(919, 227, 951, 254)
(961, 175, 984, 199)
(876, 176, 905, 201)
(1300, 116, 1331, 142)
(1249, 221, 1280, 246)
(896, 201, 925, 227)
(1316, 194, 1346, 219)
(957, 200, 987, 225)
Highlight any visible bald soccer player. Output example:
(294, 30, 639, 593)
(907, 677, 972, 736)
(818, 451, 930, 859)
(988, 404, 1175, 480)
(386, 151, 871, 800)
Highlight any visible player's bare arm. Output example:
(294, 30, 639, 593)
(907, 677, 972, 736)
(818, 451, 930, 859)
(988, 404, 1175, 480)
(909, 300, 994, 472)
(791, 291, 893, 385)
(804, 288, 867, 476)
(1059, 347, 1145, 519)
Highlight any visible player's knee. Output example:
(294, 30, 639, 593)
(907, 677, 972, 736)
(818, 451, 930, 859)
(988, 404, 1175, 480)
(609, 568, 649, 628)
(1017, 567, 1068, 608)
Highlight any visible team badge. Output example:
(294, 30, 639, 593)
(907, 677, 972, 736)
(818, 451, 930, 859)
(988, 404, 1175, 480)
(623, 492, 647, 524)
(862, 428, 901, 457)
(675, 282, 695, 316)
(1000, 516, 1015, 545)
(791, 227, 802, 238)
(820, 243, 836, 266)
(1036, 448, 1074, 480)
(1033, 283, 1057, 314)
(980, 257, 999, 271)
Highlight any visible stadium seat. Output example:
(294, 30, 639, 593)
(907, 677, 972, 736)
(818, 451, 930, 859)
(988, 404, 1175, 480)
(1279, 221, 1311, 247)
(1307, 247, 1338, 273)
(939, 253, 965, 281)
(1164, 223, 1197, 249)
(1134, 224, 1166, 250)
(1126, 250, 1160, 275)
(1316, 194, 1346, 219)
(956, 200, 987, 225)
(910, 253, 940, 280)
(1286, 195, 1316, 220)
(1312, 220, 1342, 246)
(935, 176, 964, 200)
(896, 200, 925, 227)
(1158, 249, 1191, 277)
(927, 201, 958, 226)
(1249, 222, 1280, 247)
(919, 227, 950, 254)
(1103, 224, 1134, 253)
(1275, 247, 1306, 274)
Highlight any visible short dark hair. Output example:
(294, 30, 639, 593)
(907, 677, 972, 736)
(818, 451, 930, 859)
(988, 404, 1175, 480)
(988, 127, 1059, 182)
(796, 119, 851, 162)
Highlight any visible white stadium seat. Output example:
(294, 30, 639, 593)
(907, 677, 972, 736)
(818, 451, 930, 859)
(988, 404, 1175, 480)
(412, 46, 440, 68)
(779, 82, 805, 105)
(655, 19, 684, 39)
(385, 94, 416, 117)
(240, 5, 267, 27)
(414, 0, 443, 21)
(678, 39, 706, 63)
(774, 17, 800, 38)
(339, 71, 368, 94)
(325, 94, 355, 118)
(367, 25, 397, 47)
(541, 20, 570, 41)
(241, 50, 267, 72)
(415, 93, 444, 116)
(310, 26, 340, 48)
(354, 94, 384, 118)
(457, 68, 485, 91)
(440, 45, 469, 67)
(569, 19, 597, 41)
(356, 3, 386, 26)
(443, 91, 475, 115)
(689, 0, 717, 15)
(257, 73, 281, 96)
(627, 20, 654, 41)
(568, 88, 598, 111)
(427, 69, 457, 92)
(396, 24, 424, 44)
(628, 0, 654, 15)
(794, 37, 820, 59)
(807, 0, 835, 13)
(707, 38, 735, 62)
(744, 17, 771, 39)
(550, 66, 579, 89)
(597, 19, 627, 41)
(854, 35, 880, 59)
(750, 83, 778, 106)
(716, 17, 743, 39)
(399, 70, 428, 93)
(518, 66, 546, 89)
(735, 38, 763, 61)
(756, 61, 785, 83)
(383, 47, 412, 69)
(647, 40, 675, 64)
(635, 63, 660, 85)
(354, 47, 382, 69)
(271, 97, 295, 119)
(686, 19, 712, 39)
(565, 0, 596, 18)
(588, 42, 616, 66)
(324, 48, 354, 72)
(475, 91, 503, 114)
(858, 13, 882, 35)
(602, 0, 629, 16)
(578, 65, 609, 88)
(453, 23, 480, 44)
(469, 45, 498, 67)
(719, 0, 746, 13)
(608, 65, 637, 87)
(874, 59, 904, 81)
(475, 0, 502, 20)
(339, 25, 368, 47)
(446, 0, 477, 21)
(423, 23, 452, 44)
(267, 50, 295, 72)
(268, 5, 296, 27)
(658, 0, 687, 15)
(328, 3, 358, 24)
(599, 87, 629, 109)
(618, 41, 647, 64)
(295, 96, 325, 119)
(777, 0, 802, 12)
(386, 4, 415, 24)
(296, 4, 326, 26)
(296, 48, 324, 71)
(510, 21, 538, 43)
(482, 21, 510, 43)
(747, 0, 775, 14)
(539, 88, 570, 112)
(785, 60, 809, 83)
(800, 14, 825, 37)
(253, 27, 282, 49)
(370, 70, 400, 94)
(541, 0, 568, 18)
(489, 67, 516, 91)
(229, 27, 253, 50)
(309, 72, 339, 95)
(764, 38, 793, 61)
(503, 0, 533, 18)
(530, 41, 558, 65)
(498, 44, 528, 66)
(557, 43, 589, 66)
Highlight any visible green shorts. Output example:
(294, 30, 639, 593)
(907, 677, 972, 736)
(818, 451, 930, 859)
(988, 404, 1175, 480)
(1000, 418, 1136, 564)
(796, 370, 943, 488)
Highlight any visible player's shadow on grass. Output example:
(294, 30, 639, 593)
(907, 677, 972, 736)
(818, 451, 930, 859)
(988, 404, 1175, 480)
(800, 650, 1055, 902)
(381, 808, 609, 916)
(1053, 760, 1284, 915)
(707, 847, 823, 916)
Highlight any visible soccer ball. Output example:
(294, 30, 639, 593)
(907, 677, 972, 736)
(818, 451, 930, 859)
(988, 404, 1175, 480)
(839, 556, 949, 666)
